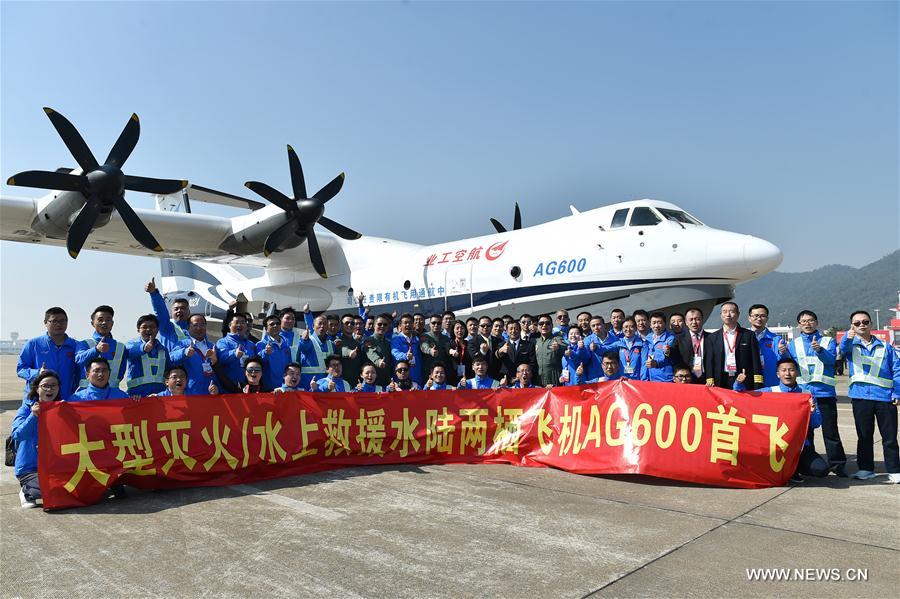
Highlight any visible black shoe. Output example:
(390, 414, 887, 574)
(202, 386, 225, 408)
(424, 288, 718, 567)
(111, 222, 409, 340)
(108, 484, 129, 499)
(832, 466, 848, 478)
(789, 474, 804, 484)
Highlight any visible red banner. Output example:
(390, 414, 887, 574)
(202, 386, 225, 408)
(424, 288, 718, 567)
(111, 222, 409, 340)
(37, 381, 811, 509)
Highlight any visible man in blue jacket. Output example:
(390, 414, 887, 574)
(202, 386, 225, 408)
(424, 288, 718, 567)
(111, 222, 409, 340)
(125, 314, 172, 397)
(145, 277, 191, 352)
(391, 314, 423, 386)
(71, 357, 130, 401)
(788, 309, 847, 477)
(644, 312, 678, 382)
(215, 313, 258, 388)
(16, 307, 80, 400)
(170, 314, 222, 395)
(747, 304, 788, 387)
(75, 305, 127, 392)
(840, 311, 900, 483)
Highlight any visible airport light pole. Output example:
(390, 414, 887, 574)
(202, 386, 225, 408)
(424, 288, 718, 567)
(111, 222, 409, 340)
(874, 308, 880, 330)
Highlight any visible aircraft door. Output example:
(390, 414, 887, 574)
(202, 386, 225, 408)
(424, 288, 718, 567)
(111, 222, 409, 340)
(444, 263, 473, 312)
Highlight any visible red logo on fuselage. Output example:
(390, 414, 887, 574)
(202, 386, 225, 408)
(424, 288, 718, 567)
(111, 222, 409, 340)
(485, 241, 508, 261)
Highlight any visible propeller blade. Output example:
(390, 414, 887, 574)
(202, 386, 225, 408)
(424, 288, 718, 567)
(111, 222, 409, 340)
(111, 195, 163, 252)
(124, 174, 187, 195)
(513, 202, 522, 230)
(7, 170, 86, 193)
(318, 216, 362, 240)
(244, 181, 296, 212)
(263, 220, 298, 257)
(104, 113, 140, 168)
(43, 107, 99, 171)
(305, 228, 327, 278)
(66, 201, 102, 259)
(286, 145, 307, 200)
(312, 172, 344, 204)
(490, 218, 507, 234)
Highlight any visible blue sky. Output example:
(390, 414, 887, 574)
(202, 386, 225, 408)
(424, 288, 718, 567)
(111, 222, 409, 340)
(2, 1, 897, 339)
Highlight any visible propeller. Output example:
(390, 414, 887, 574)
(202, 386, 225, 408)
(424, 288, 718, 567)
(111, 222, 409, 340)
(244, 145, 361, 279)
(490, 202, 523, 234)
(6, 108, 187, 258)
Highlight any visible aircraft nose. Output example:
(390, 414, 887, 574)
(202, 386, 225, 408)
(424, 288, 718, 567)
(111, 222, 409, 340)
(743, 236, 782, 276)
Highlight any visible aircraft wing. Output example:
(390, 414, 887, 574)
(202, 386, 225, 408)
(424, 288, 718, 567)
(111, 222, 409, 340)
(0, 194, 268, 264)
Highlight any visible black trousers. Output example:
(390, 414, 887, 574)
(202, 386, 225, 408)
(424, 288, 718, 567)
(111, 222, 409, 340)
(17, 471, 41, 501)
(796, 443, 828, 477)
(807, 396, 846, 470)
(851, 399, 900, 473)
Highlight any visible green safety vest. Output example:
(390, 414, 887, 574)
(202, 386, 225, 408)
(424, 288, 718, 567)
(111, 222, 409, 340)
(127, 348, 168, 390)
(287, 327, 304, 362)
(302, 334, 333, 376)
(79, 338, 125, 389)
(173, 323, 188, 342)
(849, 342, 892, 389)
(793, 336, 836, 386)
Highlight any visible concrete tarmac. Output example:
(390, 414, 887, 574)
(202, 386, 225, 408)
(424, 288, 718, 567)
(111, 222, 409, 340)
(1, 355, 897, 597)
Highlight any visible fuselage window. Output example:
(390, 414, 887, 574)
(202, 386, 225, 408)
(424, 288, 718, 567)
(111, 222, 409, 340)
(610, 208, 629, 229)
(629, 207, 661, 226)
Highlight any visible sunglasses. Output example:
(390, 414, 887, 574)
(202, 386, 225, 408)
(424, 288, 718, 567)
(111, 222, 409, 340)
(246, 368, 262, 374)
(395, 367, 409, 373)
(538, 321, 551, 326)
(852, 320, 870, 326)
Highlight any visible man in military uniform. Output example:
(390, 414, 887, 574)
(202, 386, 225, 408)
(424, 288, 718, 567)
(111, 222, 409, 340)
(534, 314, 565, 387)
(420, 314, 451, 379)
(364, 313, 394, 387)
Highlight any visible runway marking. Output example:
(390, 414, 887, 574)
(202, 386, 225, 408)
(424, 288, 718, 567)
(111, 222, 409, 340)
(230, 484, 344, 520)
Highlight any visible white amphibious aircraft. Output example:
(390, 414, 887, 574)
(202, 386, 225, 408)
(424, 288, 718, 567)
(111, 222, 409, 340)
(2, 109, 782, 326)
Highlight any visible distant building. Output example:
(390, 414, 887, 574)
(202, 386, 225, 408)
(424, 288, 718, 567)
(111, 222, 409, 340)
(0, 333, 25, 355)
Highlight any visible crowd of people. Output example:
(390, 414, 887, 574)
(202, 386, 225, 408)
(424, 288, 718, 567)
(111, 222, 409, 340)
(10, 279, 900, 508)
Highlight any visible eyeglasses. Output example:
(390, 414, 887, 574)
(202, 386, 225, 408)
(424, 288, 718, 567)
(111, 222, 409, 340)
(38, 383, 59, 390)
(478, 323, 490, 328)
(798, 319, 816, 325)
(749, 313, 767, 319)
(673, 374, 691, 380)
(395, 367, 409, 373)
(167, 375, 186, 381)
(245, 368, 262, 374)
(852, 320, 870, 326)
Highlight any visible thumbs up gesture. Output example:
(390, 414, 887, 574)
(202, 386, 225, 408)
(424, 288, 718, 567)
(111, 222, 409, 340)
(302, 329, 310, 341)
(144, 277, 156, 294)
(736, 368, 747, 384)
(333, 338, 342, 349)
(430, 346, 439, 357)
(186, 340, 196, 358)
(847, 328, 856, 340)
(425, 377, 433, 390)
(327, 378, 336, 392)
(208, 381, 219, 395)
(498, 342, 509, 356)
(143, 337, 155, 353)
(589, 341, 597, 352)
(206, 348, 217, 365)
(778, 338, 788, 353)
(575, 363, 584, 376)
(96, 337, 109, 353)
(265, 341, 273, 355)
(302, 303, 310, 313)
(235, 345, 244, 359)
(309, 376, 319, 391)
(564, 347, 572, 358)
(480, 342, 489, 355)
(458, 377, 467, 389)
(811, 338, 821, 352)
(578, 339, 585, 350)
(499, 375, 508, 387)
(349, 347, 358, 359)
(39, 362, 47, 374)
(663, 344, 671, 357)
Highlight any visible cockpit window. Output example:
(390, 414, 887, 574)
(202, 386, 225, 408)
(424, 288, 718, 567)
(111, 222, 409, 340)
(629, 207, 661, 226)
(658, 208, 702, 225)
(610, 208, 629, 229)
